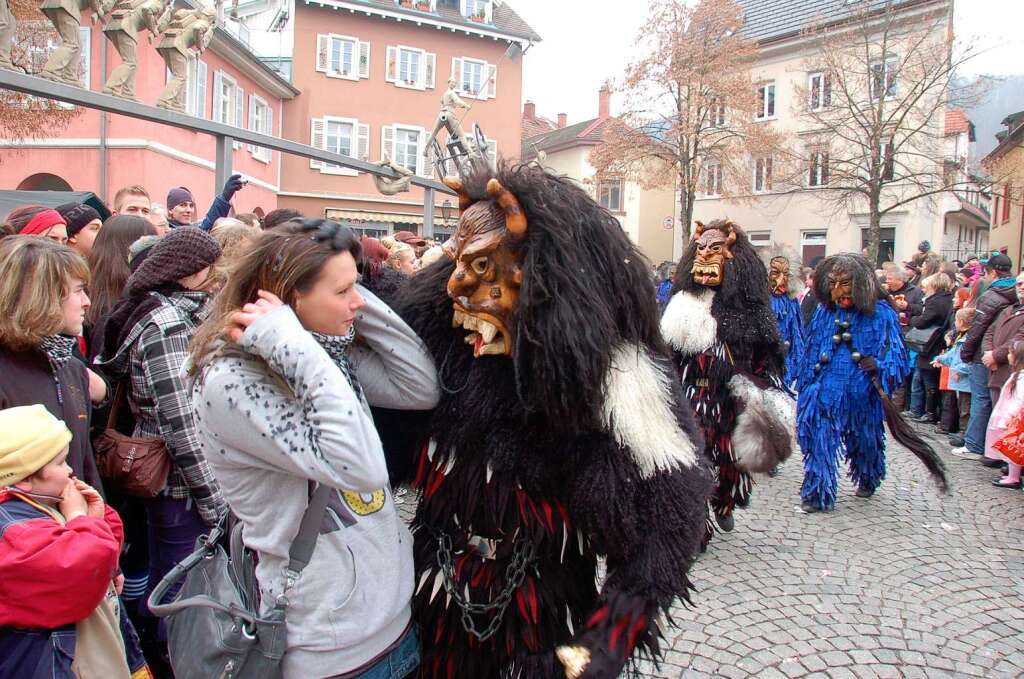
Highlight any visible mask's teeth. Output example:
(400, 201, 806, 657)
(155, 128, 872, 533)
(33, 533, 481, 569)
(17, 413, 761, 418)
(478, 320, 498, 344)
(478, 341, 505, 355)
(452, 309, 466, 328)
(464, 332, 479, 345)
(463, 315, 478, 331)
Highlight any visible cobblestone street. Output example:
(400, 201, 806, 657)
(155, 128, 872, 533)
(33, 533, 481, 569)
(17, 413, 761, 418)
(636, 427, 1024, 679)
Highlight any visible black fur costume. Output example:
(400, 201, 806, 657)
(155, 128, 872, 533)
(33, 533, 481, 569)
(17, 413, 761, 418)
(661, 221, 795, 545)
(389, 163, 712, 678)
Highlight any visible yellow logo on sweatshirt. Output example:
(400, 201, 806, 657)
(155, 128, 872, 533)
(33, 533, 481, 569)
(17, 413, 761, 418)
(341, 489, 386, 516)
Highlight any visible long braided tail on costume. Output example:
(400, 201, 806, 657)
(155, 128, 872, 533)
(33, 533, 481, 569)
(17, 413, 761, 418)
(867, 372, 949, 492)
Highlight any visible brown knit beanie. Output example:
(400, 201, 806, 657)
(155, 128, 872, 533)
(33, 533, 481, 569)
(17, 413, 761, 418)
(125, 227, 221, 296)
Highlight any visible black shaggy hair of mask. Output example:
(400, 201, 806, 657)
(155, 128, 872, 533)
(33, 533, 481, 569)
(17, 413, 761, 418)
(813, 253, 888, 315)
(671, 220, 782, 352)
(395, 161, 664, 435)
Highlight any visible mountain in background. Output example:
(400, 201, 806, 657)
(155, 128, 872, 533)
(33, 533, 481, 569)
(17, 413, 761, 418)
(965, 74, 1024, 165)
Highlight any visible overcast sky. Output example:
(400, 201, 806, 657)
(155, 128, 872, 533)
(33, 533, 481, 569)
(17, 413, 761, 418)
(511, 0, 1024, 125)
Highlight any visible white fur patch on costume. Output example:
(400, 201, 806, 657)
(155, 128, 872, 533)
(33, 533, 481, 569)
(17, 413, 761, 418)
(728, 374, 798, 473)
(602, 343, 698, 477)
(661, 288, 718, 354)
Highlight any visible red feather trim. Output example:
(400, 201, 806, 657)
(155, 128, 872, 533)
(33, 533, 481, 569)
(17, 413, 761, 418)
(585, 604, 609, 629)
(608, 613, 633, 653)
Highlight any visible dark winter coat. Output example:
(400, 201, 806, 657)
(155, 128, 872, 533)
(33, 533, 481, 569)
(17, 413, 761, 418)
(0, 348, 103, 492)
(961, 279, 1017, 363)
(801, 289, 818, 327)
(982, 302, 1024, 389)
(910, 291, 953, 367)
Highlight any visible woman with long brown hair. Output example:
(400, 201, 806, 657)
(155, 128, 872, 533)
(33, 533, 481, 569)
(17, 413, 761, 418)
(0, 236, 103, 490)
(86, 215, 157, 359)
(188, 219, 439, 678)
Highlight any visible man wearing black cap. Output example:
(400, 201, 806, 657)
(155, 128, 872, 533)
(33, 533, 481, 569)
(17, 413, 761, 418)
(55, 202, 102, 257)
(166, 173, 247, 231)
(953, 253, 1016, 458)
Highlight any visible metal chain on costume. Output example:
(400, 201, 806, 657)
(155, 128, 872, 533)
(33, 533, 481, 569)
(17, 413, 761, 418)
(435, 533, 536, 642)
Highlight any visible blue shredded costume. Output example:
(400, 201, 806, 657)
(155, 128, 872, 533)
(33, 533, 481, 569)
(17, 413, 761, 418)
(797, 300, 910, 510)
(771, 293, 805, 387)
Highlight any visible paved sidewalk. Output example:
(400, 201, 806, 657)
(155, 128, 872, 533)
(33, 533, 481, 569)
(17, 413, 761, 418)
(635, 426, 1024, 678)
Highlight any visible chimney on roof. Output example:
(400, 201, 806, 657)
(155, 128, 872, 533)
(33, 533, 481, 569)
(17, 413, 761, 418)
(598, 84, 611, 119)
(524, 101, 536, 119)
(557, 113, 567, 128)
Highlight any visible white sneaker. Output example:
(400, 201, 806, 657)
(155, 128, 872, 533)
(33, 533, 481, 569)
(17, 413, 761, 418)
(950, 446, 979, 459)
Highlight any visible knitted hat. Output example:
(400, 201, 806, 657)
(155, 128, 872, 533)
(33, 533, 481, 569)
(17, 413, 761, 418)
(0, 405, 72, 486)
(125, 227, 221, 296)
(19, 209, 66, 236)
(55, 202, 101, 239)
(917, 240, 931, 254)
(167, 187, 194, 212)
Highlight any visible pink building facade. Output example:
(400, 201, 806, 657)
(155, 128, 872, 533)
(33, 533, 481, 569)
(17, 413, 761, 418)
(1, 14, 297, 215)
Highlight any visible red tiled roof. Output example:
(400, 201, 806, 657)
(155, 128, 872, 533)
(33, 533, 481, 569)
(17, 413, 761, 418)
(944, 109, 970, 136)
(521, 115, 557, 140)
(521, 117, 611, 158)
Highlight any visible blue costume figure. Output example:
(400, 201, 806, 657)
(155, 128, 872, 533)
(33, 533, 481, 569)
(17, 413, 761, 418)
(797, 254, 947, 512)
(768, 256, 805, 387)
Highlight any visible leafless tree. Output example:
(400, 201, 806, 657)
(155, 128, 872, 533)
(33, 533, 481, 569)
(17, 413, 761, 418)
(778, 0, 991, 261)
(589, 0, 786, 239)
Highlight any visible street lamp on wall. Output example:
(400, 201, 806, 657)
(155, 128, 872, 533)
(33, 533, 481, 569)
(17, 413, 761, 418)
(441, 199, 453, 228)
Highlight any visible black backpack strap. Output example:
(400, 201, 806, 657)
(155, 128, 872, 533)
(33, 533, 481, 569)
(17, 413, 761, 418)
(280, 484, 333, 596)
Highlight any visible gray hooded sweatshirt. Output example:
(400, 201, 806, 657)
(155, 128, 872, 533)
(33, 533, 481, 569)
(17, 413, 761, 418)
(190, 288, 439, 678)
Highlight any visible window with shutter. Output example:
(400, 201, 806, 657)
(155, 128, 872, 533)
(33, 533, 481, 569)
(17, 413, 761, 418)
(386, 46, 397, 83)
(233, 85, 244, 149)
(212, 71, 223, 122)
(316, 35, 329, 73)
(310, 118, 325, 169)
(382, 125, 395, 163)
(756, 82, 775, 119)
(425, 52, 436, 89)
(390, 124, 425, 175)
(357, 123, 370, 162)
(358, 41, 370, 79)
(78, 27, 90, 89)
(320, 117, 360, 176)
(195, 61, 208, 119)
(398, 47, 420, 87)
(486, 63, 496, 99)
(451, 58, 462, 92)
(808, 72, 831, 110)
(753, 156, 772, 193)
(247, 94, 256, 153)
(460, 57, 486, 98)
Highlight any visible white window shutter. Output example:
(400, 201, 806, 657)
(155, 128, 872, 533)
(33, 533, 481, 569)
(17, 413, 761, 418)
(424, 52, 435, 89)
(79, 27, 90, 88)
(358, 41, 370, 79)
(381, 125, 394, 161)
(386, 46, 397, 83)
(486, 63, 496, 99)
(310, 118, 325, 170)
(263, 106, 274, 162)
(247, 95, 256, 152)
(416, 130, 425, 177)
(316, 35, 328, 73)
(212, 71, 223, 122)
(357, 123, 369, 161)
(452, 57, 462, 92)
(233, 86, 244, 149)
(196, 61, 207, 119)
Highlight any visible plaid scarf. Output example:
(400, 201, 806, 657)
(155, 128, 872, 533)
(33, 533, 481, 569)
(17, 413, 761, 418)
(311, 328, 363, 402)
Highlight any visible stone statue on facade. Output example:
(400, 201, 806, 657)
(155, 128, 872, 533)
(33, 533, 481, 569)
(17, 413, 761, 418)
(423, 77, 471, 159)
(102, 0, 169, 100)
(0, 0, 17, 72)
(39, 0, 106, 85)
(372, 152, 415, 195)
(155, 3, 215, 112)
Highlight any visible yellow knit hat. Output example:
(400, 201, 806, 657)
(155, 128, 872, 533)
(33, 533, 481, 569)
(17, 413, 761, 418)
(0, 405, 72, 485)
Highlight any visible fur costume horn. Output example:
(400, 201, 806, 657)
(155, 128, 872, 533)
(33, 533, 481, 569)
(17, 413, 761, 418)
(443, 175, 473, 212)
(486, 178, 528, 240)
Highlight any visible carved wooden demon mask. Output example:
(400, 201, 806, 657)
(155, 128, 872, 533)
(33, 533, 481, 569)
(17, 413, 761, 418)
(441, 176, 526, 358)
(828, 266, 855, 309)
(691, 220, 737, 287)
(769, 256, 790, 295)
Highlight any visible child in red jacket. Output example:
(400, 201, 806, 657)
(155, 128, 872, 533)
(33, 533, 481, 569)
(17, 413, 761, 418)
(0, 404, 129, 679)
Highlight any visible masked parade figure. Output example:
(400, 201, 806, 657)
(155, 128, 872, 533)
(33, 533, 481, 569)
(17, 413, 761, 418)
(768, 256, 805, 388)
(390, 163, 712, 678)
(797, 254, 947, 512)
(661, 220, 796, 543)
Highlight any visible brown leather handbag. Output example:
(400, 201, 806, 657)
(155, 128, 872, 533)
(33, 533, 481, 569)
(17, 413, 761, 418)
(93, 382, 171, 498)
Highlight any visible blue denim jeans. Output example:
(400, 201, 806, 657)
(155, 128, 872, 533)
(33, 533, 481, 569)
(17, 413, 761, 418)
(964, 362, 993, 453)
(141, 494, 208, 639)
(909, 367, 926, 416)
(345, 626, 419, 679)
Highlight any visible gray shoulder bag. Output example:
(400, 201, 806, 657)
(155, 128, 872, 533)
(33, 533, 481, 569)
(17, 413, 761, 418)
(147, 485, 334, 679)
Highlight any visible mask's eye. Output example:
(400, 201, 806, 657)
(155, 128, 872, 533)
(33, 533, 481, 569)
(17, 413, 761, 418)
(470, 257, 489, 275)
